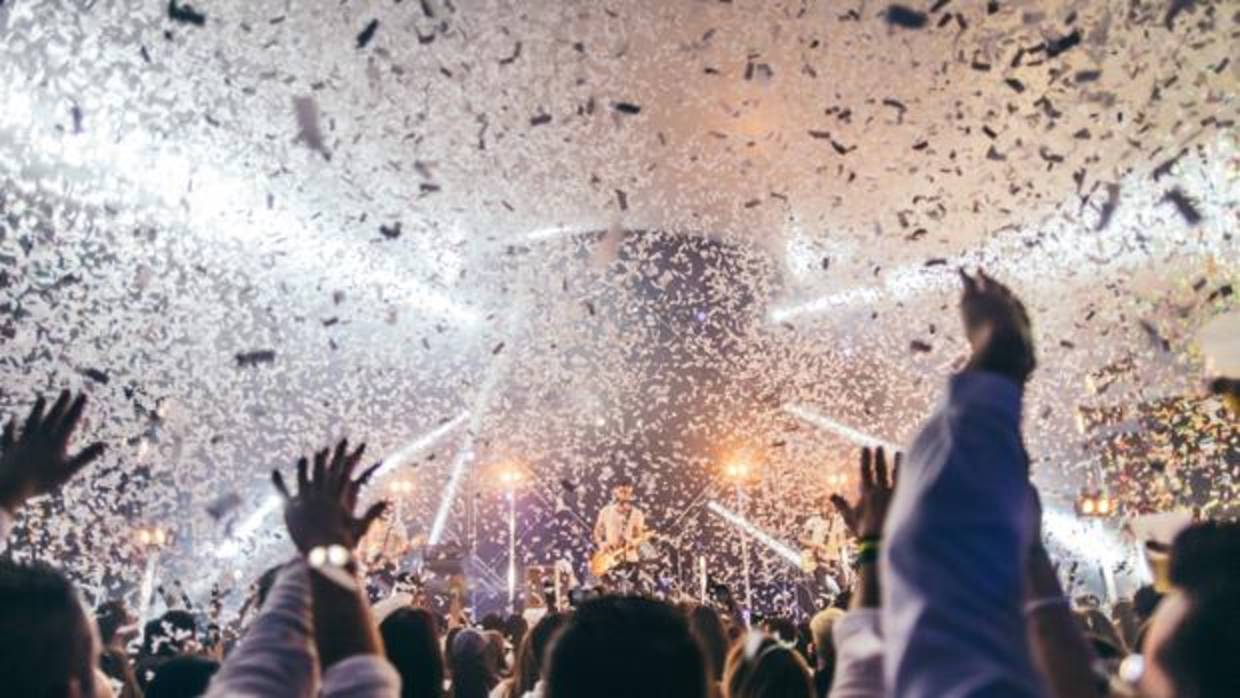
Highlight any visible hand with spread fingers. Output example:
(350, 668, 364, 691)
(831, 446, 901, 541)
(959, 268, 1037, 386)
(271, 439, 387, 554)
(0, 390, 107, 514)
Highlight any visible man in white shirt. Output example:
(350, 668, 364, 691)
(802, 509, 850, 599)
(592, 476, 647, 591)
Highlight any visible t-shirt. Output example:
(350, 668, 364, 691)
(594, 503, 646, 561)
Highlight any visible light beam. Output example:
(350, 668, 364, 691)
(782, 404, 900, 451)
(707, 501, 802, 567)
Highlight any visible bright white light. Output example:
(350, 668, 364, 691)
(1042, 509, 1128, 569)
(373, 411, 470, 480)
(524, 225, 581, 243)
(707, 501, 802, 567)
(213, 540, 241, 559)
(783, 404, 900, 452)
(428, 447, 475, 545)
(770, 285, 884, 323)
(138, 553, 160, 621)
(235, 495, 283, 539)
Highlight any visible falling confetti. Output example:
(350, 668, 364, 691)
(0, 0, 1233, 619)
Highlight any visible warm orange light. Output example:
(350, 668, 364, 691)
(724, 462, 752, 480)
(389, 479, 415, 495)
(1081, 498, 1096, 515)
(498, 468, 523, 486)
(137, 527, 168, 547)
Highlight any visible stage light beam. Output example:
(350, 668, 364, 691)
(782, 404, 900, 451)
(707, 501, 802, 568)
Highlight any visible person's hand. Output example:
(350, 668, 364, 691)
(271, 439, 387, 554)
(959, 268, 1036, 385)
(831, 446, 900, 540)
(0, 390, 106, 513)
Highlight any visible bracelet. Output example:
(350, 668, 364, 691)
(1023, 596, 1069, 615)
(853, 538, 881, 568)
(307, 544, 360, 592)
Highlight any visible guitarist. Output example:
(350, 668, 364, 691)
(592, 476, 648, 592)
(800, 509, 849, 602)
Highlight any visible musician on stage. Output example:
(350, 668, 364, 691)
(592, 475, 648, 592)
(799, 508, 850, 602)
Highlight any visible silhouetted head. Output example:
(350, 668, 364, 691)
(546, 596, 707, 698)
(0, 560, 97, 698)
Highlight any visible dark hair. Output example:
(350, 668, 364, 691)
(145, 655, 220, 698)
(613, 474, 634, 488)
(546, 596, 707, 698)
(1155, 589, 1240, 698)
(510, 612, 568, 697)
(763, 616, 799, 645)
(723, 635, 815, 698)
(1153, 521, 1240, 698)
(143, 609, 198, 657)
(0, 559, 96, 698)
(96, 599, 131, 646)
(480, 613, 504, 632)
(449, 628, 497, 698)
(1169, 520, 1240, 595)
(503, 613, 530, 651)
(1132, 585, 1164, 623)
(381, 607, 445, 698)
(687, 604, 729, 682)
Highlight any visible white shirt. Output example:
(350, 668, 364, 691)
(594, 503, 645, 561)
(881, 371, 1043, 698)
(828, 609, 884, 698)
(804, 513, 848, 557)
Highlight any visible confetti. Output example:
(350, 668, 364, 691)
(167, 0, 206, 27)
(884, 5, 928, 29)
(357, 19, 380, 49)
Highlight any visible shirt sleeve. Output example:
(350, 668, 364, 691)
(0, 507, 11, 553)
(881, 371, 1043, 698)
(204, 561, 319, 698)
(594, 506, 607, 543)
(828, 609, 885, 698)
(632, 509, 646, 536)
(321, 654, 402, 698)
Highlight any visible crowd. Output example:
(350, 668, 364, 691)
(1, 270, 1236, 698)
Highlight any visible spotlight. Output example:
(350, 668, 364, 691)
(136, 526, 169, 548)
(1075, 489, 1117, 518)
(389, 479, 415, 495)
(724, 461, 752, 481)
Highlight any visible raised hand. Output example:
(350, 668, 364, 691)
(0, 390, 106, 513)
(831, 446, 900, 540)
(271, 439, 387, 554)
(959, 268, 1036, 385)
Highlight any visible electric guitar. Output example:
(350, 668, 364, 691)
(800, 541, 838, 574)
(590, 532, 656, 578)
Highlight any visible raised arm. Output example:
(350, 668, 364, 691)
(271, 439, 400, 697)
(0, 391, 106, 547)
(828, 446, 899, 698)
(881, 270, 1044, 698)
(1024, 491, 1106, 698)
(204, 561, 319, 698)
